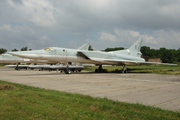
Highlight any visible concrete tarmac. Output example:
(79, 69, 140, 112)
(0, 67, 180, 111)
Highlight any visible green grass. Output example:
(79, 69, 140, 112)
(84, 65, 180, 75)
(0, 81, 180, 120)
(0, 64, 5, 67)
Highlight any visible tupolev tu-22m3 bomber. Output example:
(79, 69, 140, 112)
(8, 38, 176, 74)
(1, 43, 89, 71)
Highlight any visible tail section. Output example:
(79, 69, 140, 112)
(129, 38, 143, 52)
(114, 38, 143, 57)
(128, 38, 143, 57)
(78, 43, 90, 50)
(56, 63, 60, 66)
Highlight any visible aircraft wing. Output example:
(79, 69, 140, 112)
(78, 51, 177, 66)
(104, 59, 177, 66)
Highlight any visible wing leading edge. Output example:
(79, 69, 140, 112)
(103, 59, 177, 66)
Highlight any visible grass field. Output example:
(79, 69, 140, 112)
(1, 64, 180, 75)
(0, 64, 5, 67)
(84, 65, 180, 75)
(0, 81, 180, 120)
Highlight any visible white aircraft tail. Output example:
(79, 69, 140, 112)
(129, 38, 143, 52)
(56, 63, 60, 66)
(128, 38, 143, 57)
(114, 38, 143, 57)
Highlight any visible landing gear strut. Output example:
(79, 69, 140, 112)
(65, 65, 71, 74)
(120, 65, 129, 73)
(95, 64, 106, 73)
(15, 63, 20, 71)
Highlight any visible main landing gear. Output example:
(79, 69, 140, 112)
(15, 63, 20, 71)
(120, 65, 130, 73)
(95, 64, 106, 73)
(64, 65, 81, 74)
(95, 64, 130, 73)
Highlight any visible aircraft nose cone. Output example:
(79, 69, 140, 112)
(8, 52, 40, 59)
(8, 52, 20, 57)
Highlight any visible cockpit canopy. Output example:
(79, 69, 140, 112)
(44, 47, 53, 51)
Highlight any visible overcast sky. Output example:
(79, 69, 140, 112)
(0, 0, 180, 51)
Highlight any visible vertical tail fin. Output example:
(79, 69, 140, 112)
(113, 38, 143, 57)
(56, 63, 60, 66)
(78, 43, 90, 50)
(129, 38, 143, 52)
(128, 38, 143, 57)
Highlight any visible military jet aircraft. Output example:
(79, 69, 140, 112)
(8, 38, 176, 74)
(1, 43, 89, 64)
(0, 43, 89, 72)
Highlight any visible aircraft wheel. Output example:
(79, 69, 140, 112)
(122, 70, 128, 73)
(66, 70, 71, 74)
(95, 69, 98, 73)
(78, 70, 81, 72)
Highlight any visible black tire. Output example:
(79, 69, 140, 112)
(66, 70, 71, 74)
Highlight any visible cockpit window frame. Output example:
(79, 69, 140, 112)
(44, 47, 53, 51)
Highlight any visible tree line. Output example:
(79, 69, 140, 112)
(0, 47, 31, 54)
(140, 46, 180, 63)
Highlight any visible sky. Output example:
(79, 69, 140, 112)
(0, 0, 180, 51)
